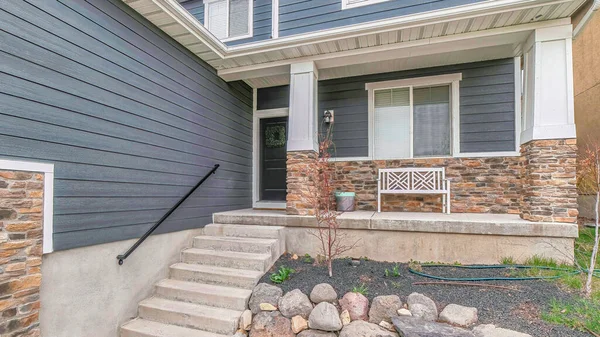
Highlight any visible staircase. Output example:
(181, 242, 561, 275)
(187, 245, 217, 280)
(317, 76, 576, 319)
(121, 223, 285, 337)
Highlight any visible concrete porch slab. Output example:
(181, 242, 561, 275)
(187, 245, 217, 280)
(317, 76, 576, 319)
(213, 209, 579, 238)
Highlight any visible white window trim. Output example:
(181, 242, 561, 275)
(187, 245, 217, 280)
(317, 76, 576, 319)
(0, 159, 54, 254)
(204, 0, 253, 42)
(271, 0, 279, 39)
(341, 0, 390, 10)
(366, 73, 461, 160)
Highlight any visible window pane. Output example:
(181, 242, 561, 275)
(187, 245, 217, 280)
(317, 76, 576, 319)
(413, 85, 451, 157)
(208, 0, 228, 39)
(229, 0, 249, 37)
(374, 88, 410, 159)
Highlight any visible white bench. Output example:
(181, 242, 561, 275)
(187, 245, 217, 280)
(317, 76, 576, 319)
(377, 167, 451, 214)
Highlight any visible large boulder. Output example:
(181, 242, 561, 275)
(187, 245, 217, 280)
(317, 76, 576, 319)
(439, 304, 478, 327)
(249, 283, 283, 314)
(406, 293, 438, 321)
(339, 292, 370, 321)
(339, 320, 399, 337)
(250, 311, 295, 337)
(297, 330, 337, 337)
(472, 324, 532, 337)
(369, 295, 403, 323)
(310, 283, 338, 304)
(279, 289, 313, 319)
(392, 316, 475, 337)
(308, 302, 343, 331)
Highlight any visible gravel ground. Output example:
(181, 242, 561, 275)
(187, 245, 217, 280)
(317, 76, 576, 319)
(259, 255, 590, 337)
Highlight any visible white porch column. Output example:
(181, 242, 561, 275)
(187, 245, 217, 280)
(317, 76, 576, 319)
(287, 61, 319, 152)
(521, 25, 576, 143)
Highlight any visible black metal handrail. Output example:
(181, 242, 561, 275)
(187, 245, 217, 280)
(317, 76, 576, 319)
(117, 164, 220, 265)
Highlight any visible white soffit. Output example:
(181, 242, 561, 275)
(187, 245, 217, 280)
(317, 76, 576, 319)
(124, 0, 585, 76)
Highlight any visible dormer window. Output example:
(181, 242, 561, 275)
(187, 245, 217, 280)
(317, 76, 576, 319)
(204, 0, 252, 41)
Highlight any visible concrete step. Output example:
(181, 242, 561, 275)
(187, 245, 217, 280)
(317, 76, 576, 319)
(155, 279, 251, 311)
(138, 297, 241, 335)
(204, 223, 285, 239)
(170, 263, 262, 289)
(193, 236, 278, 256)
(182, 248, 271, 272)
(121, 319, 228, 337)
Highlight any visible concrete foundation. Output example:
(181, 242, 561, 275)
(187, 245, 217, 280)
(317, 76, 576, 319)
(40, 228, 203, 337)
(214, 209, 578, 264)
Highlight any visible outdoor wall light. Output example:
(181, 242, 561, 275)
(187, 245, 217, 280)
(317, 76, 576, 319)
(324, 110, 334, 124)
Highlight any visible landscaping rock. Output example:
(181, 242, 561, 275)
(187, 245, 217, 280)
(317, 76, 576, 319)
(291, 315, 308, 334)
(240, 309, 252, 330)
(339, 292, 370, 321)
(472, 324, 532, 337)
(250, 311, 295, 337)
(340, 309, 351, 326)
(308, 302, 343, 331)
(310, 283, 338, 303)
(249, 283, 283, 314)
(392, 316, 475, 337)
(406, 293, 438, 321)
(297, 330, 337, 337)
(279, 289, 313, 318)
(339, 320, 399, 337)
(397, 308, 412, 316)
(379, 320, 395, 332)
(369, 295, 403, 323)
(439, 304, 478, 327)
(259, 303, 277, 311)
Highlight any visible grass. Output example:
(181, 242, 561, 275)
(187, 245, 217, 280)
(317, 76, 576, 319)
(512, 226, 600, 334)
(541, 298, 600, 334)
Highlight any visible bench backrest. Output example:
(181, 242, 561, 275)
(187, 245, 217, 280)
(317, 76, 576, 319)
(379, 167, 447, 193)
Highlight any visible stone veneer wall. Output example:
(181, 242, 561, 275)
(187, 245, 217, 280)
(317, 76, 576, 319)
(286, 151, 318, 215)
(332, 157, 523, 213)
(520, 139, 578, 223)
(0, 170, 43, 337)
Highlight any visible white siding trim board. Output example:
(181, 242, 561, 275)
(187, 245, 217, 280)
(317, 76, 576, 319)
(0, 158, 54, 254)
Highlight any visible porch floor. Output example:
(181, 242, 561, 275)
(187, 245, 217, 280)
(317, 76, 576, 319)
(214, 209, 578, 239)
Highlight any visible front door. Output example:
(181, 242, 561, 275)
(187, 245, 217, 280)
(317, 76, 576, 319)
(260, 117, 288, 201)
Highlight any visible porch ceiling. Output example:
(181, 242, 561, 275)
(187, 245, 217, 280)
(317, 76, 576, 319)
(123, 0, 585, 86)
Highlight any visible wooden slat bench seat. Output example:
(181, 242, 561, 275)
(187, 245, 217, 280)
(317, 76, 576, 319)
(377, 167, 451, 214)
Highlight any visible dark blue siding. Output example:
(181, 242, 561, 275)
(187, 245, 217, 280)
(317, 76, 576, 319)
(0, 0, 253, 250)
(257, 85, 290, 110)
(181, 0, 272, 45)
(279, 0, 487, 37)
(257, 59, 516, 157)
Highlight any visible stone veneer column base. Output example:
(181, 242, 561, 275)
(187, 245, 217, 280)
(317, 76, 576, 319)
(520, 139, 578, 223)
(286, 151, 317, 215)
(0, 170, 44, 337)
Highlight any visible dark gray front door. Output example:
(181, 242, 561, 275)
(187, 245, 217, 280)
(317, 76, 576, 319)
(260, 117, 288, 201)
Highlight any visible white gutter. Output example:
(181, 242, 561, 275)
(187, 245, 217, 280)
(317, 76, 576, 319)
(574, 0, 600, 37)
(151, 0, 577, 59)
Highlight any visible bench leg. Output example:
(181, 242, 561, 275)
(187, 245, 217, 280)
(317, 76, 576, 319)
(377, 191, 381, 213)
(442, 194, 446, 214)
(446, 182, 451, 215)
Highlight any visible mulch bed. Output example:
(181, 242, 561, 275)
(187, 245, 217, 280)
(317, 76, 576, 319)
(259, 254, 590, 337)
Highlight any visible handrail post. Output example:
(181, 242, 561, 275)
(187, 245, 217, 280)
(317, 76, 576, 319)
(117, 164, 219, 265)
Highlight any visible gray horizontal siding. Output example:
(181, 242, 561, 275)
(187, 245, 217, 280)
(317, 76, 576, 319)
(257, 85, 290, 110)
(279, 0, 487, 37)
(0, 0, 253, 250)
(257, 59, 516, 157)
(181, 0, 272, 45)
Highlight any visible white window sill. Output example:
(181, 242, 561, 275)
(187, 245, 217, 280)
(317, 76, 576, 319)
(221, 33, 253, 43)
(342, 0, 390, 10)
(329, 152, 521, 162)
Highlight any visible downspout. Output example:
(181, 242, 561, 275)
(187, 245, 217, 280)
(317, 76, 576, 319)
(574, 0, 600, 38)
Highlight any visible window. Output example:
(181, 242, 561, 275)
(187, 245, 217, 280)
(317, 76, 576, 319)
(204, 0, 252, 41)
(342, 0, 390, 10)
(366, 74, 461, 160)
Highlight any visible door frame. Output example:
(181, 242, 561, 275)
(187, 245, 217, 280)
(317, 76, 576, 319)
(253, 106, 289, 209)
